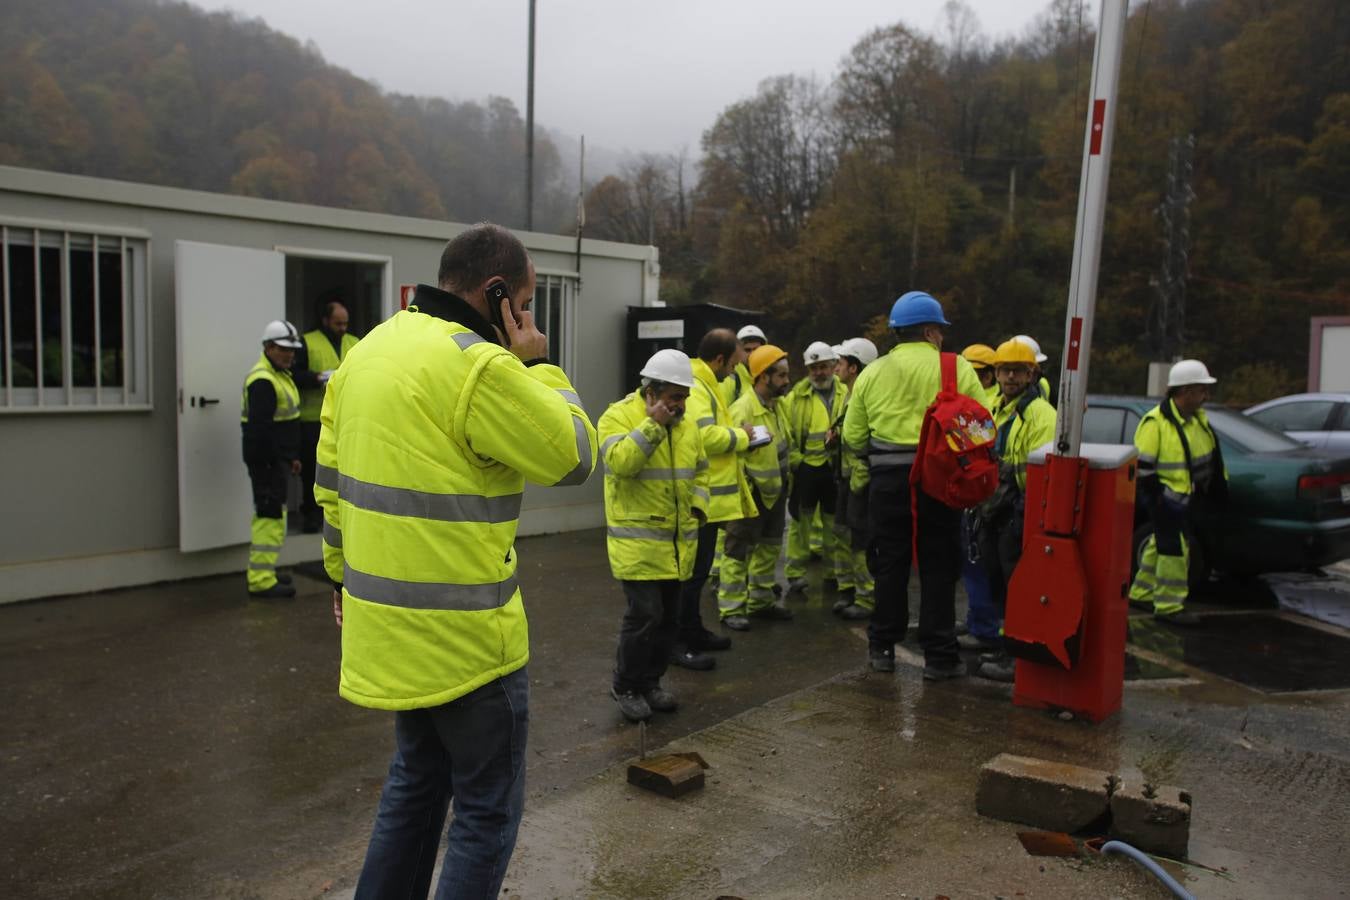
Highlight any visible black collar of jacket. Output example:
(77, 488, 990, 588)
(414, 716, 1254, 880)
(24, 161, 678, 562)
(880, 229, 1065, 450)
(407, 283, 500, 346)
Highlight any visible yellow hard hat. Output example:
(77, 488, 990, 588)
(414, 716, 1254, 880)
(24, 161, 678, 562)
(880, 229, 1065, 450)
(748, 344, 788, 381)
(962, 343, 997, 370)
(994, 339, 1037, 366)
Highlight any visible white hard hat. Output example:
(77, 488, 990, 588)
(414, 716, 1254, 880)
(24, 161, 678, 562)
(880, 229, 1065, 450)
(1167, 359, 1217, 388)
(261, 320, 303, 349)
(1012, 334, 1048, 364)
(837, 337, 879, 367)
(640, 348, 694, 388)
(803, 341, 839, 365)
(737, 324, 767, 343)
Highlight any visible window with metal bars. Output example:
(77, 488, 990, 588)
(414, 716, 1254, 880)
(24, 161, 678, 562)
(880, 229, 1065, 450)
(1, 225, 150, 411)
(531, 272, 576, 376)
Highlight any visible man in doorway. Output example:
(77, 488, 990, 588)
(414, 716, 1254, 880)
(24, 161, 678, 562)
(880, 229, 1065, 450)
(241, 320, 304, 599)
(297, 299, 359, 533)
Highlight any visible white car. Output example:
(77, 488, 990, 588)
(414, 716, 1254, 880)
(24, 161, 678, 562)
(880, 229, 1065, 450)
(1244, 393, 1350, 452)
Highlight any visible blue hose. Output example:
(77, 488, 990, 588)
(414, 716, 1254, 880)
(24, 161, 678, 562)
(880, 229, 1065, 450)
(1101, 840, 1196, 900)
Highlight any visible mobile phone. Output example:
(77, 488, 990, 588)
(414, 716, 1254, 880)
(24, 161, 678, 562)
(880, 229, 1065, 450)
(485, 279, 512, 346)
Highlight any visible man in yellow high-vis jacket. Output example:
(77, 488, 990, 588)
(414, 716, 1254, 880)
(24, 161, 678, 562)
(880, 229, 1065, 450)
(785, 341, 849, 596)
(297, 300, 358, 533)
(830, 337, 878, 621)
(241, 319, 304, 599)
(599, 349, 711, 722)
(315, 224, 595, 899)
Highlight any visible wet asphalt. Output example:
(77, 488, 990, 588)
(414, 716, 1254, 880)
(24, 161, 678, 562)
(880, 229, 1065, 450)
(3, 527, 1349, 898)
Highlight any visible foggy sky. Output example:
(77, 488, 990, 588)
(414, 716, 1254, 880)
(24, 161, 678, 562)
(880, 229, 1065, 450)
(197, 0, 1058, 156)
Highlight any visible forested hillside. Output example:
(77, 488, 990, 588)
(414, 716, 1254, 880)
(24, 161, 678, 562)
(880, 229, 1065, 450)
(587, 0, 1350, 400)
(0, 0, 573, 228)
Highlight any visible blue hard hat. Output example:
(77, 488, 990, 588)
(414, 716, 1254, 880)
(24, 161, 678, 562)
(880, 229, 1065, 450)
(888, 291, 950, 328)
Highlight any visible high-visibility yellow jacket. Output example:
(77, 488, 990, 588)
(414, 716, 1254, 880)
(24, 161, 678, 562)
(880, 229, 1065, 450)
(241, 351, 300, 423)
(598, 392, 711, 581)
(688, 358, 755, 523)
(842, 342, 986, 467)
(992, 390, 1057, 490)
(981, 381, 1002, 408)
(314, 286, 596, 711)
(786, 375, 848, 471)
(720, 360, 753, 408)
(300, 329, 359, 422)
(729, 387, 790, 508)
(833, 393, 870, 494)
(1134, 400, 1220, 503)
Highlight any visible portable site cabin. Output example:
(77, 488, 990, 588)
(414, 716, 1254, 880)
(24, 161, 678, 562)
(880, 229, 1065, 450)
(0, 166, 660, 604)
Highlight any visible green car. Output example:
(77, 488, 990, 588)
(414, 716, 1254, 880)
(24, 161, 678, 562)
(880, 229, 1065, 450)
(1085, 396, 1350, 584)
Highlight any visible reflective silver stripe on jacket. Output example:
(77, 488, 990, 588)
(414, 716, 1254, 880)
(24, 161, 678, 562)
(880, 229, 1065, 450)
(746, 466, 784, 480)
(869, 439, 917, 453)
(710, 483, 739, 496)
(696, 416, 716, 427)
(806, 431, 828, 443)
(696, 457, 710, 472)
(344, 564, 518, 611)
(452, 332, 485, 351)
(323, 520, 342, 548)
(315, 464, 339, 491)
(870, 451, 916, 467)
(553, 414, 594, 487)
(335, 469, 522, 523)
(630, 428, 657, 456)
(557, 389, 584, 408)
(692, 486, 710, 504)
(608, 525, 676, 540)
(600, 434, 624, 454)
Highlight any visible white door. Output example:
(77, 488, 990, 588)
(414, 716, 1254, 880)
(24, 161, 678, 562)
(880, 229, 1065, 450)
(176, 241, 285, 552)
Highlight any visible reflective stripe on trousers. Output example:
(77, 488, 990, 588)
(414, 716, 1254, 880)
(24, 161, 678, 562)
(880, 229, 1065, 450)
(1129, 532, 1190, 615)
(248, 510, 286, 592)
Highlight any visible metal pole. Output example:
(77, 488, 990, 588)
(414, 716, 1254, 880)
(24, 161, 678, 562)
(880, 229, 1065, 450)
(525, 0, 536, 231)
(1054, 0, 1129, 458)
(575, 135, 585, 278)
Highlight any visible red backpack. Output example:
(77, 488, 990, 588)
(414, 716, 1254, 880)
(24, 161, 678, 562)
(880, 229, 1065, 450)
(910, 353, 998, 508)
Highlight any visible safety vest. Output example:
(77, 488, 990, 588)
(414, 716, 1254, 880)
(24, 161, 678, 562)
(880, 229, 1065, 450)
(688, 358, 756, 523)
(787, 375, 848, 470)
(240, 351, 300, 423)
(719, 361, 753, 408)
(842, 342, 986, 466)
(315, 303, 596, 711)
(598, 391, 710, 581)
(992, 390, 1057, 490)
(1134, 400, 1219, 503)
(729, 387, 790, 508)
(300, 329, 358, 422)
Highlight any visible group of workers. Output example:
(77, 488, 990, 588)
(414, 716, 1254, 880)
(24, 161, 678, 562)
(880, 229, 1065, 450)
(232, 222, 1227, 898)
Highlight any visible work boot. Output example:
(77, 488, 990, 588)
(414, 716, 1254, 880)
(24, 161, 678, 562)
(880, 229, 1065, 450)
(694, 629, 732, 651)
(786, 576, 809, 597)
(1154, 609, 1202, 627)
(868, 645, 895, 672)
(832, 588, 856, 613)
(750, 601, 794, 621)
(721, 615, 752, 632)
(958, 633, 1001, 652)
(822, 577, 839, 591)
(249, 583, 296, 599)
(976, 654, 1016, 683)
(955, 620, 969, 636)
(922, 662, 966, 681)
(840, 603, 872, 621)
(610, 687, 652, 722)
(275, 571, 293, 585)
(1129, 598, 1153, 612)
(644, 686, 678, 713)
(670, 646, 715, 671)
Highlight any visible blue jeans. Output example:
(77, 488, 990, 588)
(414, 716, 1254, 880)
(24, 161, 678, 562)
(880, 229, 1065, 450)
(961, 513, 1000, 642)
(354, 667, 529, 900)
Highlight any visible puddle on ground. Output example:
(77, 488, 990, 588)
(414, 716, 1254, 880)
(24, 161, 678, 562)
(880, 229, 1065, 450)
(1128, 613, 1350, 692)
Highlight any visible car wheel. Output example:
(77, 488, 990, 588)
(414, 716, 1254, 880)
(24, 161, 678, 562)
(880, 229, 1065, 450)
(1130, 522, 1210, 592)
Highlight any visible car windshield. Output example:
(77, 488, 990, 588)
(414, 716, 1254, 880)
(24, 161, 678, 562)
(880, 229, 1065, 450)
(1205, 405, 1302, 453)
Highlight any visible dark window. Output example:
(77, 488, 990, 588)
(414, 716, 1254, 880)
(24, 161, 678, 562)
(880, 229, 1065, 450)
(1083, 406, 1126, 444)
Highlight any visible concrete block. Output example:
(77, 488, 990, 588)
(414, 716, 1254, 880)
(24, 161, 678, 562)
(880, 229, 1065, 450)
(976, 753, 1111, 833)
(1110, 778, 1191, 859)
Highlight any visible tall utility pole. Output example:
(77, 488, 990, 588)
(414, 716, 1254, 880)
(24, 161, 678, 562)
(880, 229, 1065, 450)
(1149, 134, 1195, 361)
(525, 0, 536, 231)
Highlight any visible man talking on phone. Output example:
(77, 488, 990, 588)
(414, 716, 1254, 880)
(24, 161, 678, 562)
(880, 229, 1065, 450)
(314, 223, 596, 899)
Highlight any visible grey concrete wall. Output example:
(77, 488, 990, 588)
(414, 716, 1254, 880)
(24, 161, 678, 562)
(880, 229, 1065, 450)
(0, 167, 654, 595)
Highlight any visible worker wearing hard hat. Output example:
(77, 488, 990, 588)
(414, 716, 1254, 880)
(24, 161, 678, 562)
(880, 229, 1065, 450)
(830, 337, 878, 620)
(671, 329, 755, 671)
(962, 344, 1000, 407)
(1127, 359, 1228, 627)
(241, 320, 304, 598)
(842, 291, 985, 678)
(1012, 334, 1052, 401)
(784, 341, 850, 597)
(599, 349, 711, 722)
(721, 324, 767, 407)
(718, 344, 794, 630)
(970, 339, 1058, 682)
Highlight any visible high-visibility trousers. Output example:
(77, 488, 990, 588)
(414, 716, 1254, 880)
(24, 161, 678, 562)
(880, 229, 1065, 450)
(718, 494, 786, 617)
(808, 508, 826, 555)
(832, 534, 874, 609)
(246, 460, 289, 592)
(1129, 532, 1190, 615)
(785, 463, 836, 579)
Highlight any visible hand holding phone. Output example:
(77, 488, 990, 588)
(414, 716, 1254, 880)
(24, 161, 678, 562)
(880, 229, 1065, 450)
(485, 279, 547, 361)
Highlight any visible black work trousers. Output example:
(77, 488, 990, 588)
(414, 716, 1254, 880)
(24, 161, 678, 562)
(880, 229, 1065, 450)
(247, 458, 289, 519)
(865, 465, 962, 668)
(977, 501, 1025, 622)
(677, 522, 719, 645)
(299, 420, 322, 524)
(614, 579, 679, 693)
